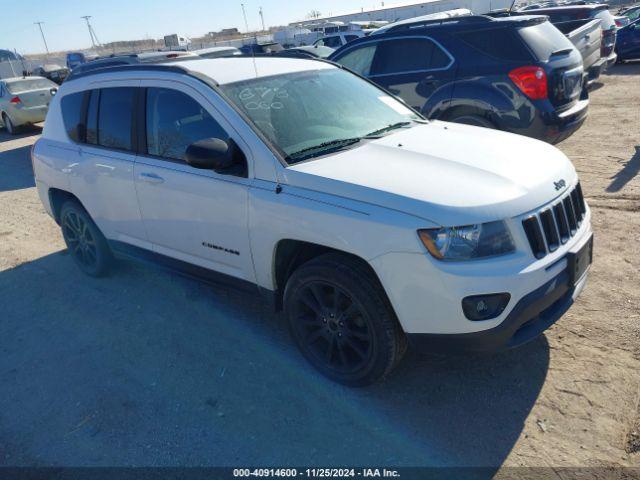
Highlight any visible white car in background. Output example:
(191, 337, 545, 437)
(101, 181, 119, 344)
(192, 46, 242, 59)
(32, 57, 592, 385)
(0, 76, 57, 134)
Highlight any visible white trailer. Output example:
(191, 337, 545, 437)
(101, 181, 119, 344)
(289, 0, 512, 27)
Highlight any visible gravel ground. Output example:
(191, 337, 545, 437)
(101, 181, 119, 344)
(0, 62, 638, 471)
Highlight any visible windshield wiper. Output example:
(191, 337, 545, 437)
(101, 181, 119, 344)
(364, 121, 413, 138)
(286, 137, 362, 162)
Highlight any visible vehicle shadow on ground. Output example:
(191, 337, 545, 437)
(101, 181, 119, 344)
(0, 143, 35, 191)
(605, 61, 640, 76)
(0, 249, 550, 471)
(0, 125, 42, 141)
(607, 145, 640, 192)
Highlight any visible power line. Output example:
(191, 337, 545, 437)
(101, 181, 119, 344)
(34, 21, 50, 55)
(81, 15, 101, 48)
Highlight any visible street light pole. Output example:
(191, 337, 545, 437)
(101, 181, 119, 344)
(81, 15, 101, 48)
(34, 22, 50, 55)
(240, 3, 250, 33)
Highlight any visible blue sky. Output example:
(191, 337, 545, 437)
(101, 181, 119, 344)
(2, 0, 373, 55)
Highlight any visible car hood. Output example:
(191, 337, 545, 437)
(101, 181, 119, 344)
(282, 121, 578, 226)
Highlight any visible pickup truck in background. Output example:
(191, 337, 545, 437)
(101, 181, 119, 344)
(516, 5, 618, 68)
(554, 19, 604, 85)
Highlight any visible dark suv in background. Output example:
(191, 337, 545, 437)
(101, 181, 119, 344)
(329, 15, 588, 144)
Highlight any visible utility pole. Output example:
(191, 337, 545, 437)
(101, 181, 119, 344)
(259, 6, 265, 32)
(240, 3, 250, 33)
(81, 15, 101, 48)
(34, 22, 50, 55)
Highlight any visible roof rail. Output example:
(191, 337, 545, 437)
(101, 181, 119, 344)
(382, 15, 493, 33)
(66, 63, 191, 82)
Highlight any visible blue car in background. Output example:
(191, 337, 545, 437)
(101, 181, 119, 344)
(616, 19, 640, 62)
(66, 52, 94, 70)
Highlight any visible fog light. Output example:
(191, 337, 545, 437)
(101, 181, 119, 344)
(462, 293, 511, 321)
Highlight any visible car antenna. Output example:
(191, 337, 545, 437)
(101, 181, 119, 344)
(508, 0, 517, 15)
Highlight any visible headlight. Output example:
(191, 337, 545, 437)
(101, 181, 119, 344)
(418, 221, 515, 261)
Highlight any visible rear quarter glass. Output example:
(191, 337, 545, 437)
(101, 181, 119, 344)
(518, 21, 575, 61)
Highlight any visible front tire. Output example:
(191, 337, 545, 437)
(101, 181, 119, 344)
(284, 253, 406, 386)
(60, 201, 112, 277)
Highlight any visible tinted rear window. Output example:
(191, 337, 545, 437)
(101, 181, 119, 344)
(97, 87, 135, 151)
(518, 21, 575, 60)
(61, 92, 85, 143)
(457, 28, 533, 62)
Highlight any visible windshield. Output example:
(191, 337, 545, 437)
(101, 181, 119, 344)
(6, 78, 56, 93)
(220, 68, 421, 163)
(518, 20, 576, 61)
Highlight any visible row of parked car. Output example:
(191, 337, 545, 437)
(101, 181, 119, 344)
(2, 2, 639, 140)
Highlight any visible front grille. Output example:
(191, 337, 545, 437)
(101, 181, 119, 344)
(522, 183, 586, 259)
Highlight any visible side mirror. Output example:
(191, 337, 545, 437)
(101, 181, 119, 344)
(185, 138, 244, 173)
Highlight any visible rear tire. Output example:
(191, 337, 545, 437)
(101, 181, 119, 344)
(449, 114, 496, 129)
(60, 201, 112, 277)
(3, 113, 18, 135)
(284, 253, 406, 386)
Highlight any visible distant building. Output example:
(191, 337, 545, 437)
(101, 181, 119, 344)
(289, 0, 511, 27)
(207, 27, 240, 38)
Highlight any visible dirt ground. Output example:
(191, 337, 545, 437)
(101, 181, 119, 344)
(0, 62, 638, 472)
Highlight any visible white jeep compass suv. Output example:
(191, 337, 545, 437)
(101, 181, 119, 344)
(32, 58, 593, 386)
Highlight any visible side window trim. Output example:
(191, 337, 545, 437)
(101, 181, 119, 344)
(78, 90, 91, 143)
(336, 35, 455, 77)
(133, 87, 145, 154)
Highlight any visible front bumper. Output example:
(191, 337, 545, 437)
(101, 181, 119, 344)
(370, 202, 592, 348)
(407, 264, 589, 353)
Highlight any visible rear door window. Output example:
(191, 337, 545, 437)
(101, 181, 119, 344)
(96, 87, 135, 151)
(371, 38, 450, 75)
(145, 87, 229, 161)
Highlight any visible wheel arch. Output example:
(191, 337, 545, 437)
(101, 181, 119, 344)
(272, 239, 389, 313)
(48, 188, 84, 225)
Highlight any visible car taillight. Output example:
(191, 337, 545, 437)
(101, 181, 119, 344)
(10, 96, 21, 104)
(508, 66, 548, 100)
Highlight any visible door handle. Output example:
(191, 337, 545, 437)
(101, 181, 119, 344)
(137, 172, 165, 184)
